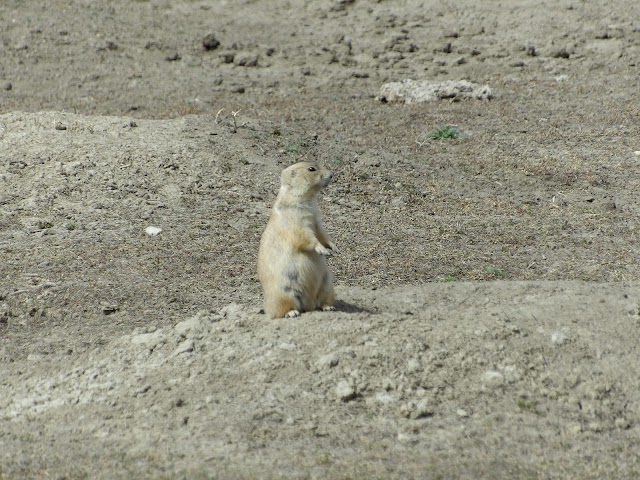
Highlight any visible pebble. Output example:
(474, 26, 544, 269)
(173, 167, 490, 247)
(171, 339, 195, 357)
(202, 33, 221, 51)
(130, 330, 167, 350)
(551, 331, 569, 345)
(234, 54, 259, 67)
(481, 370, 505, 387)
(401, 399, 432, 419)
(373, 392, 396, 404)
(317, 353, 339, 368)
(220, 52, 235, 64)
(174, 315, 206, 338)
(406, 357, 421, 373)
(145, 226, 162, 236)
(336, 380, 356, 401)
(588, 422, 603, 433)
(553, 48, 571, 59)
(219, 303, 243, 318)
(101, 305, 119, 315)
(396, 431, 419, 445)
(568, 423, 583, 435)
(614, 417, 630, 429)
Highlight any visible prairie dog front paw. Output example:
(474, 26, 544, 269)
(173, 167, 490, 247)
(315, 244, 332, 256)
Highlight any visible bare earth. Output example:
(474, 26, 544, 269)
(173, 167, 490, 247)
(1, 1, 640, 478)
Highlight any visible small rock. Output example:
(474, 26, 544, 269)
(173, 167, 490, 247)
(373, 392, 396, 404)
(131, 330, 167, 349)
(358, 157, 380, 167)
(219, 52, 235, 63)
(456, 408, 470, 418)
(3, 82, 12, 91)
(481, 370, 505, 387)
(552, 48, 571, 59)
(55, 122, 67, 131)
(230, 85, 245, 94)
(174, 315, 207, 337)
(551, 331, 569, 345)
(101, 305, 119, 315)
(317, 353, 339, 368)
(171, 339, 195, 356)
(526, 46, 538, 56)
(331, 0, 355, 11)
(588, 422, 603, 433)
(220, 303, 243, 318)
(568, 423, 583, 435)
(400, 399, 432, 419)
(614, 417, 630, 429)
(381, 378, 396, 391)
(396, 431, 419, 445)
(202, 33, 221, 51)
(234, 54, 259, 67)
(97, 41, 118, 51)
(336, 380, 356, 401)
(435, 42, 453, 54)
(406, 357, 421, 373)
(165, 53, 181, 61)
(145, 226, 162, 236)
(129, 121, 137, 128)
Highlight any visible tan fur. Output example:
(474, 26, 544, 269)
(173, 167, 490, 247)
(257, 162, 336, 319)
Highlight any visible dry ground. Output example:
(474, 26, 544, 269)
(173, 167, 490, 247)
(1, 0, 640, 478)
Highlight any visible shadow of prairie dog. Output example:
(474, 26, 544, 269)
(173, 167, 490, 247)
(257, 162, 336, 319)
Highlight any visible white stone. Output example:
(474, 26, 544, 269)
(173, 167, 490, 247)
(145, 226, 162, 236)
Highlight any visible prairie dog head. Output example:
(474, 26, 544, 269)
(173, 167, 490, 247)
(280, 162, 332, 198)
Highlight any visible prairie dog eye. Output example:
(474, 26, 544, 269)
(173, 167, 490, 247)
(308, 166, 316, 172)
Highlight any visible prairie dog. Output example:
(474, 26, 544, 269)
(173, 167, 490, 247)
(257, 162, 336, 319)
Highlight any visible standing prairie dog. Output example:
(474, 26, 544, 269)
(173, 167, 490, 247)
(257, 162, 336, 319)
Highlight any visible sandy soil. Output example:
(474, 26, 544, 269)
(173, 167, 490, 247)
(1, 0, 640, 478)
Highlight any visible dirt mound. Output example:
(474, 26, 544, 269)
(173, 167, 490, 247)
(3, 282, 640, 478)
